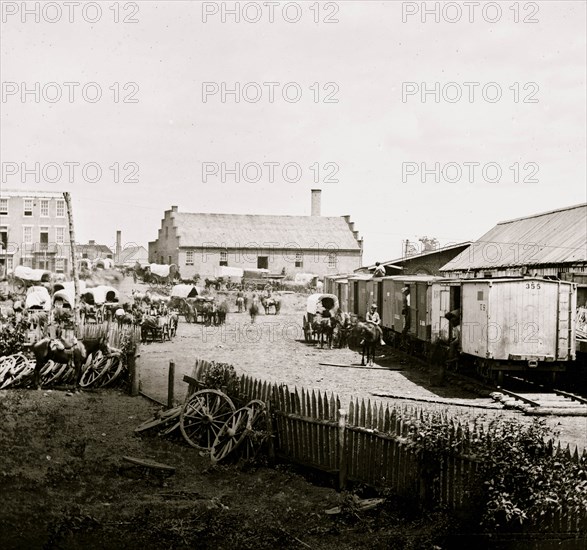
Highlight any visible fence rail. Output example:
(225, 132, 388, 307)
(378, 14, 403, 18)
(187, 358, 587, 533)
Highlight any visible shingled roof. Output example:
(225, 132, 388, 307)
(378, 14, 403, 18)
(441, 204, 587, 271)
(173, 213, 361, 250)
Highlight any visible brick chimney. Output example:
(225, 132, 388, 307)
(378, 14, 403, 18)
(116, 230, 121, 263)
(89, 240, 95, 245)
(311, 189, 321, 217)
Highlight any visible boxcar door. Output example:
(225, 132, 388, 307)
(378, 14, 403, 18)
(416, 282, 429, 340)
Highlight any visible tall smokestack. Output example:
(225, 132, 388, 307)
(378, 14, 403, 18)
(116, 230, 121, 263)
(311, 189, 321, 216)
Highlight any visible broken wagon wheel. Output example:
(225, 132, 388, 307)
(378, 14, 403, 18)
(135, 407, 181, 434)
(210, 400, 267, 464)
(179, 389, 236, 450)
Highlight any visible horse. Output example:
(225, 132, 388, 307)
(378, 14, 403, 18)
(217, 300, 229, 325)
(181, 299, 197, 323)
(115, 307, 134, 329)
(32, 333, 113, 389)
(169, 311, 179, 337)
(351, 321, 378, 366)
(311, 315, 335, 349)
(249, 296, 260, 324)
(261, 296, 281, 315)
(333, 310, 352, 348)
(199, 301, 215, 326)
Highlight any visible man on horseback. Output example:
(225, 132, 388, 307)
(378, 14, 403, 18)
(365, 304, 385, 346)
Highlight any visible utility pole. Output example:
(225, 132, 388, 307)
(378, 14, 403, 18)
(63, 192, 80, 332)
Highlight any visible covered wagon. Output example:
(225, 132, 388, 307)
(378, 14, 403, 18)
(169, 284, 201, 311)
(12, 266, 52, 294)
(25, 286, 52, 311)
(303, 293, 339, 343)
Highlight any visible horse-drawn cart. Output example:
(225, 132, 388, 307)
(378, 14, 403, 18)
(11, 266, 52, 297)
(303, 293, 339, 343)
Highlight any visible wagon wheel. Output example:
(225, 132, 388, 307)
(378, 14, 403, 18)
(235, 400, 268, 461)
(210, 400, 267, 464)
(44, 362, 70, 386)
(80, 356, 111, 388)
(100, 357, 125, 387)
(179, 390, 236, 450)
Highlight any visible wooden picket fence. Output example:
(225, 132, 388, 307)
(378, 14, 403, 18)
(78, 322, 141, 348)
(187, 359, 587, 533)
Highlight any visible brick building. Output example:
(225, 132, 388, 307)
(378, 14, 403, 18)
(148, 190, 363, 278)
(0, 190, 70, 276)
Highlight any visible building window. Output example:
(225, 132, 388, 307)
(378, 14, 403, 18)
(0, 227, 7, 251)
(40, 200, 49, 217)
(327, 252, 337, 268)
(39, 227, 49, 250)
(55, 258, 65, 273)
(55, 227, 65, 244)
(165, 226, 169, 239)
(0, 199, 8, 215)
(23, 226, 33, 244)
(168, 255, 172, 265)
(186, 250, 194, 266)
(6, 258, 13, 270)
(23, 199, 33, 216)
(219, 251, 228, 266)
(56, 200, 65, 217)
(257, 256, 268, 269)
(295, 252, 303, 268)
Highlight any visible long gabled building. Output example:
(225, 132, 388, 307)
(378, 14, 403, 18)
(148, 190, 363, 278)
(440, 204, 587, 281)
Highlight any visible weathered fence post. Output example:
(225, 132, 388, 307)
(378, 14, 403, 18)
(338, 408, 348, 490)
(167, 361, 175, 409)
(128, 352, 140, 397)
(265, 398, 275, 464)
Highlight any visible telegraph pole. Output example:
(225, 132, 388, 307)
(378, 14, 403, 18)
(63, 192, 80, 331)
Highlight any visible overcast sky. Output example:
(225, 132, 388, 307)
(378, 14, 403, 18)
(1, 0, 585, 264)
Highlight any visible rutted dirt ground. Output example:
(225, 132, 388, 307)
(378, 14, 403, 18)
(1, 279, 584, 548)
(136, 288, 587, 453)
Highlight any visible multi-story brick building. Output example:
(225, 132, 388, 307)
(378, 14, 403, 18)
(148, 190, 364, 279)
(0, 190, 70, 277)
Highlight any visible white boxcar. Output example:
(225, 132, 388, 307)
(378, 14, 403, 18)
(460, 278, 576, 364)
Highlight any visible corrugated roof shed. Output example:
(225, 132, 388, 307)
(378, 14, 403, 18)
(173, 213, 361, 250)
(441, 204, 587, 271)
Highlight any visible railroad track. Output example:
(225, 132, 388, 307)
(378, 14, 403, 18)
(491, 375, 587, 416)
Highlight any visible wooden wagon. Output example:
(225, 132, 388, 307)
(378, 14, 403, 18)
(302, 293, 339, 343)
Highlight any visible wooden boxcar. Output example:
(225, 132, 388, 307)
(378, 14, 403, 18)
(460, 278, 576, 378)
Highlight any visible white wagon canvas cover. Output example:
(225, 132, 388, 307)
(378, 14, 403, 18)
(306, 293, 339, 315)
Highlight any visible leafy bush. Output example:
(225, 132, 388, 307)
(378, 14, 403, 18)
(406, 413, 587, 531)
(0, 317, 29, 356)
